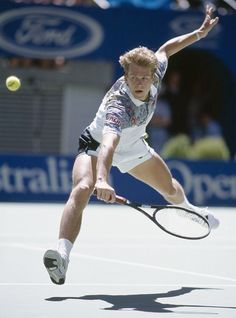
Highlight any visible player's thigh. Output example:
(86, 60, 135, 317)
(72, 154, 97, 188)
(128, 152, 173, 193)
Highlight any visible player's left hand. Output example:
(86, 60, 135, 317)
(198, 4, 219, 38)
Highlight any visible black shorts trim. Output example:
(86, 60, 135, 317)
(77, 128, 100, 155)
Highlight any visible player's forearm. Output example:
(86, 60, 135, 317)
(158, 30, 201, 58)
(96, 132, 120, 182)
(159, 5, 218, 58)
(96, 145, 114, 182)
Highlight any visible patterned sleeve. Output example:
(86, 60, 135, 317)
(156, 51, 168, 80)
(103, 101, 126, 136)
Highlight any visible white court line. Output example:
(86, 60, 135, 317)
(76, 253, 236, 283)
(0, 283, 236, 287)
(1, 240, 236, 250)
(2, 242, 236, 283)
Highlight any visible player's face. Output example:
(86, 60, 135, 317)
(125, 63, 154, 101)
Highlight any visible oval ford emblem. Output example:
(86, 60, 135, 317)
(0, 7, 104, 58)
(170, 15, 220, 38)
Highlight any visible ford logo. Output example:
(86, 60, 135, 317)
(170, 15, 221, 38)
(0, 7, 104, 58)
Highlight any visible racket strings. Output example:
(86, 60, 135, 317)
(174, 209, 209, 228)
(154, 207, 210, 239)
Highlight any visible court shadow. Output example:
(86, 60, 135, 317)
(45, 286, 236, 314)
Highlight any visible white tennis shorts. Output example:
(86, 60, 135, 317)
(78, 128, 155, 173)
(112, 138, 155, 173)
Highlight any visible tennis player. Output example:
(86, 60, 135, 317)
(44, 5, 219, 285)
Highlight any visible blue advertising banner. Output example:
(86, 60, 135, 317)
(113, 159, 236, 207)
(0, 154, 73, 202)
(0, 2, 235, 76)
(0, 154, 235, 206)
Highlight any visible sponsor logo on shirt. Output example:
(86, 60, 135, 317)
(106, 114, 121, 127)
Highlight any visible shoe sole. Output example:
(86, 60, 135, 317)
(43, 250, 65, 285)
(206, 214, 220, 229)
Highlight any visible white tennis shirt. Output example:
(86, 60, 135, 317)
(88, 52, 168, 151)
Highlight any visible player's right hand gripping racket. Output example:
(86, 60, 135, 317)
(108, 194, 211, 240)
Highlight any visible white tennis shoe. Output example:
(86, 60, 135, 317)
(43, 250, 68, 285)
(193, 206, 219, 229)
(205, 213, 220, 229)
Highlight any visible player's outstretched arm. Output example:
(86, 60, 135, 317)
(157, 4, 219, 58)
(95, 132, 120, 203)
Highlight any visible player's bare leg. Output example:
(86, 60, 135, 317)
(44, 154, 97, 284)
(129, 152, 185, 205)
(129, 152, 219, 229)
(59, 154, 97, 242)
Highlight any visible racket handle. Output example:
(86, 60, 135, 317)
(115, 195, 127, 205)
(93, 189, 127, 205)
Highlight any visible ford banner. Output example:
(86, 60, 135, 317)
(0, 1, 235, 78)
(0, 154, 235, 206)
(0, 5, 104, 59)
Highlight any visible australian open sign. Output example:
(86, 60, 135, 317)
(0, 6, 104, 58)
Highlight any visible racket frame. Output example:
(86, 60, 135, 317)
(115, 195, 211, 240)
(93, 191, 211, 240)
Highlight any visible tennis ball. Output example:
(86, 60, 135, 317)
(6, 76, 21, 91)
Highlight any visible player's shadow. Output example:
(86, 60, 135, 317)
(45, 286, 236, 314)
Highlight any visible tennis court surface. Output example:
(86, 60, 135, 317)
(1, 202, 236, 318)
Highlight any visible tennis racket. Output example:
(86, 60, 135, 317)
(95, 192, 210, 240)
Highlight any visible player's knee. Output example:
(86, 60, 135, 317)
(71, 182, 94, 204)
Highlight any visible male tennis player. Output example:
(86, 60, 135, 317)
(44, 5, 219, 285)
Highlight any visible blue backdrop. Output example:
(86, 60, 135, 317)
(0, 154, 235, 206)
(0, 2, 235, 155)
(0, 2, 235, 76)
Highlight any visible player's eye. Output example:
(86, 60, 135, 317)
(143, 76, 151, 81)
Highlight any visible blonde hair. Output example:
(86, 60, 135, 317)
(119, 46, 158, 74)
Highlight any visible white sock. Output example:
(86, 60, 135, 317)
(177, 196, 199, 211)
(57, 238, 73, 262)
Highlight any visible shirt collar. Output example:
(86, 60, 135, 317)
(124, 83, 157, 107)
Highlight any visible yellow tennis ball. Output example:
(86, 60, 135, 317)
(6, 76, 21, 91)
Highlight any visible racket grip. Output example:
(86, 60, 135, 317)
(93, 189, 127, 205)
(115, 195, 127, 205)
